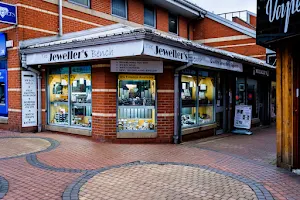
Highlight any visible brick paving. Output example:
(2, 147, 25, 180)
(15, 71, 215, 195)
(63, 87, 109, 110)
(0, 127, 299, 200)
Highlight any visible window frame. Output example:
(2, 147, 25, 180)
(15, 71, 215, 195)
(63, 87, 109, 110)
(111, 0, 128, 19)
(168, 13, 179, 35)
(68, 0, 90, 8)
(47, 66, 92, 130)
(144, 5, 156, 28)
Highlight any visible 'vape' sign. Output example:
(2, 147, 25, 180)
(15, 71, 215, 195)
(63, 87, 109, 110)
(0, 2, 17, 25)
(257, 0, 300, 48)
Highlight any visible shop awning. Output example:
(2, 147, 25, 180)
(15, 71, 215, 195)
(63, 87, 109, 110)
(20, 24, 275, 71)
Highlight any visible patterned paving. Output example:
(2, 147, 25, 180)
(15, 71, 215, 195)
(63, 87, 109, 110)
(0, 137, 51, 159)
(71, 162, 273, 200)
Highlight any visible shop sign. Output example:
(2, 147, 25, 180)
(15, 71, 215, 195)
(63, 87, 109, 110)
(193, 52, 243, 72)
(253, 68, 270, 76)
(22, 71, 37, 127)
(0, 33, 6, 57)
(111, 60, 163, 73)
(234, 105, 252, 129)
(26, 40, 144, 65)
(257, 0, 300, 47)
(118, 74, 155, 81)
(0, 2, 17, 25)
(143, 41, 189, 62)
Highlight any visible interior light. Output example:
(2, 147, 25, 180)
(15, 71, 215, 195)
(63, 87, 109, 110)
(126, 84, 137, 90)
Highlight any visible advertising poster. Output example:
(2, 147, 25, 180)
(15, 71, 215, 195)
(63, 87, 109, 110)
(234, 105, 252, 130)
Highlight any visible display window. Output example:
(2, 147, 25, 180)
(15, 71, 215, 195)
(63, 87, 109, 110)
(48, 66, 92, 128)
(181, 70, 215, 129)
(198, 73, 215, 125)
(247, 78, 259, 118)
(117, 74, 156, 132)
(181, 74, 197, 128)
(236, 77, 246, 105)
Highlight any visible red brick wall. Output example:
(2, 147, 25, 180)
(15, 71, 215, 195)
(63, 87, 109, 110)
(232, 17, 255, 30)
(91, 0, 111, 14)
(128, 0, 144, 25)
(250, 15, 257, 27)
(179, 16, 188, 38)
(156, 7, 169, 33)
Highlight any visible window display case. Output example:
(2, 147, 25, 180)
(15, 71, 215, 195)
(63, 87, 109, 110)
(181, 74, 197, 128)
(198, 75, 214, 125)
(48, 66, 92, 128)
(181, 70, 215, 129)
(117, 74, 156, 132)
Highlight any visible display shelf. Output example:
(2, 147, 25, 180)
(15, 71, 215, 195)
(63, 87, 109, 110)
(72, 103, 92, 107)
(118, 106, 155, 109)
(50, 101, 68, 105)
(199, 104, 214, 106)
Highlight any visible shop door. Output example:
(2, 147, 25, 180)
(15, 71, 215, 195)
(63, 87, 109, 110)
(216, 74, 226, 134)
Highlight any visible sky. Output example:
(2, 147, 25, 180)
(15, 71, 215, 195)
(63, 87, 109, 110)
(189, 0, 257, 14)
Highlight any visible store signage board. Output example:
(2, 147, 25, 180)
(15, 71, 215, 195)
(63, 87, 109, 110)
(193, 52, 243, 72)
(143, 41, 189, 62)
(234, 105, 252, 130)
(111, 60, 163, 73)
(0, 33, 6, 57)
(257, 0, 300, 48)
(22, 71, 37, 127)
(0, 2, 17, 25)
(26, 40, 144, 65)
(253, 68, 270, 77)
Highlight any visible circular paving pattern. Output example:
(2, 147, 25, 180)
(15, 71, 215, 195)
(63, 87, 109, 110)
(64, 162, 273, 200)
(0, 137, 58, 160)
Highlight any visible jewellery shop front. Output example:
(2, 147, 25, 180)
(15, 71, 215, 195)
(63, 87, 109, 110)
(20, 27, 274, 143)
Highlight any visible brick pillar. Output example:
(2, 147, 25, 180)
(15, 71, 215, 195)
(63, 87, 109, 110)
(157, 67, 174, 143)
(91, 65, 117, 142)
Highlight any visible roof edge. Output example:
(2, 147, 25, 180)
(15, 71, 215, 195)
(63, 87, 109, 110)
(206, 11, 256, 38)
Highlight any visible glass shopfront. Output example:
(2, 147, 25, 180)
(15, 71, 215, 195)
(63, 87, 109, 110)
(117, 74, 157, 132)
(48, 66, 92, 128)
(181, 69, 215, 129)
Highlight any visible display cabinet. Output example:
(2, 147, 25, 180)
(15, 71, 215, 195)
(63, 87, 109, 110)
(117, 74, 156, 132)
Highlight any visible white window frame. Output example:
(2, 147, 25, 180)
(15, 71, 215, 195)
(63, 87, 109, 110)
(168, 13, 179, 35)
(144, 5, 156, 28)
(111, 0, 128, 19)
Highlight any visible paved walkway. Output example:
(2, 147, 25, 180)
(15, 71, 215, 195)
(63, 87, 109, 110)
(0, 127, 299, 200)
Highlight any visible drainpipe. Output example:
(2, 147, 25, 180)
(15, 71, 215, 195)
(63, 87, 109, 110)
(59, 0, 63, 37)
(173, 51, 194, 144)
(21, 54, 42, 132)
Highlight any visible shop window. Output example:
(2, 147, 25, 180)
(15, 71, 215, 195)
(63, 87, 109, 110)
(181, 74, 197, 128)
(69, 0, 89, 7)
(144, 6, 155, 27)
(169, 13, 178, 34)
(247, 78, 259, 118)
(48, 66, 92, 128)
(236, 77, 246, 105)
(70, 67, 92, 128)
(112, 0, 127, 19)
(198, 73, 215, 125)
(117, 74, 156, 132)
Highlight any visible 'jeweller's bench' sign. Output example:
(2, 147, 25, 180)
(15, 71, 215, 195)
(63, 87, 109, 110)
(257, 0, 300, 49)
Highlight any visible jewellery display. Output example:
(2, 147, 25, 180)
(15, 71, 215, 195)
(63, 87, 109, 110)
(118, 74, 156, 132)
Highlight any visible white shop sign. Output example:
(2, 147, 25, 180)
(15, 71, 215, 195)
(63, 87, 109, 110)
(22, 71, 37, 127)
(193, 52, 243, 72)
(26, 40, 144, 65)
(110, 60, 163, 73)
(234, 105, 252, 130)
(143, 40, 189, 62)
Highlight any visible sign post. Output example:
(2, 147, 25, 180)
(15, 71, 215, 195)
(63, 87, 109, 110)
(22, 71, 37, 127)
(233, 105, 253, 135)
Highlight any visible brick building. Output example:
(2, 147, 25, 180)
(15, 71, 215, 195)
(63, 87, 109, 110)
(0, 0, 274, 143)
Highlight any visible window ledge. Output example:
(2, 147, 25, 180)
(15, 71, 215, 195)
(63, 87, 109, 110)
(182, 123, 217, 136)
(45, 125, 92, 136)
(117, 132, 157, 139)
(0, 117, 8, 124)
